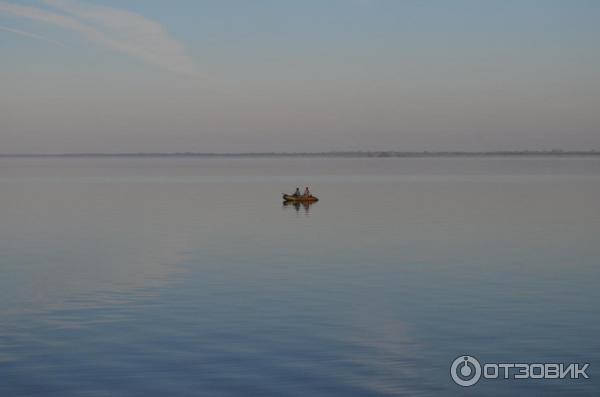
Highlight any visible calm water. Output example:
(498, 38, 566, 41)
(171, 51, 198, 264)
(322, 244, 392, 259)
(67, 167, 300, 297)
(0, 157, 599, 396)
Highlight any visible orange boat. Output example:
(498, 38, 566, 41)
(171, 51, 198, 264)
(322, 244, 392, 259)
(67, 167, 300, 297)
(282, 194, 319, 202)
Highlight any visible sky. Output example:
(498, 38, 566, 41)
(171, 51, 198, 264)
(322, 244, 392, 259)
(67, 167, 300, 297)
(0, 0, 599, 153)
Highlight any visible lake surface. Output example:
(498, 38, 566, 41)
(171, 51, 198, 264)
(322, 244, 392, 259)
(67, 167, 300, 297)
(0, 157, 599, 396)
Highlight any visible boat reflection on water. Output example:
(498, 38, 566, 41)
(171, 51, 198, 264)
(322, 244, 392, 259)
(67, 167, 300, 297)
(283, 199, 316, 215)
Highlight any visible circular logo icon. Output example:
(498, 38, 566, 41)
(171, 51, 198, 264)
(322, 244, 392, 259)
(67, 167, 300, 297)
(451, 355, 482, 387)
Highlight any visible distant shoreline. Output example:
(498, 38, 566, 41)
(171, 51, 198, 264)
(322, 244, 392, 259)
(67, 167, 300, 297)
(1, 151, 599, 158)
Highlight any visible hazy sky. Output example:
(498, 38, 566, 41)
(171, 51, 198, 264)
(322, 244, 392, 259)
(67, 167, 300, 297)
(1, 0, 599, 153)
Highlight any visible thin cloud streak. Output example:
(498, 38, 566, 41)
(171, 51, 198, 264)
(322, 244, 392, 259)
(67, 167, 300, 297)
(0, 0, 197, 75)
(0, 25, 65, 46)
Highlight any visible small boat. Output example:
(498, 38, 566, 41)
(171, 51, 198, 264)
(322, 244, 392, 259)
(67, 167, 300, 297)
(283, 194, 319, 202)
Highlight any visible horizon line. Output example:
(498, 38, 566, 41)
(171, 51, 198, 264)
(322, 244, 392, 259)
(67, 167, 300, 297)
(1, 150, 600, 158)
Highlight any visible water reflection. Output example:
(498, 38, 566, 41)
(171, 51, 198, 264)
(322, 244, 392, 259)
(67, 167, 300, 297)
(1, 157, 599, 396)
(282, 199, 317, 215)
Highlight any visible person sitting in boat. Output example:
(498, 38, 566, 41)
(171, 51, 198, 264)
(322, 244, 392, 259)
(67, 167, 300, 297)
(294, 187, 301, 197)
(303, 186, 311, 197)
